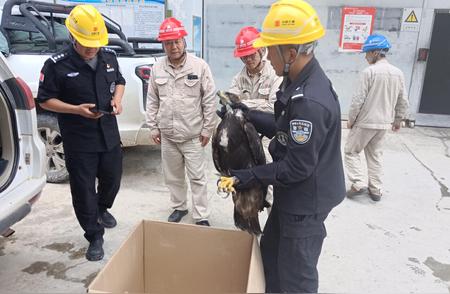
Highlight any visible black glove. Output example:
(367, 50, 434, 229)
(230, 168, 256, 190)
(217, 102, 249, 120)
(246, 110, 277, 139)
(230, 102, 249, 114)
(216, 105, 226, 119)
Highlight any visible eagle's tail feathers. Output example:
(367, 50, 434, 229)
(233, 209, 262, 235)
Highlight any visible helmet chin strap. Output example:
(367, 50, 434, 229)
(255, 48, 266, 69)
(276, 45, 301, 92)
(369, 50, 384, 64)
(69, 34, 76, 46)
(179, 39, 187, 60)
(249, 49, 265, 74)
(256, 49, 263, 71)
(242, 48, 265, 74)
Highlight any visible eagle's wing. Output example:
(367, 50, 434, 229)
(211, 129, 225, 175)
(243, 121, 266, 166)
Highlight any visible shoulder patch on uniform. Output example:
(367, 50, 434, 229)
(290, 120, 312, 145)
(102, 47, 117, 56)
(50, 52, 68, 63)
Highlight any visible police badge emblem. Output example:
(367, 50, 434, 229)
(290, 120, 312, 144)
(110, 82, 116, 94)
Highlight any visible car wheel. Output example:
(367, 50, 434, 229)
(37, 113, 69, 183)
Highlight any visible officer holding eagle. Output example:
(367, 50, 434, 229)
(218, 0, 346, 292)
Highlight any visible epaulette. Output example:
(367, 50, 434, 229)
(291, 85, 305, 100)
(49, 51, 69, 63)
(102, 47, 117, 56)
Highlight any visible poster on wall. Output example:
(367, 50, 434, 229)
(339, 7, 376, 52)
(60, 0, 165, 38)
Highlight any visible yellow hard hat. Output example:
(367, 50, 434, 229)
(65, 5, 108, 48)
(253, 0, 325, 48)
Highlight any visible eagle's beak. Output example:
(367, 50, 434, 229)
(217, 90, 231, 106)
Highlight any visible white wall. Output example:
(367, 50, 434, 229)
(168, 0, 203, 54)
(204, 0, 450, 126)
(409, 0, 450, 126)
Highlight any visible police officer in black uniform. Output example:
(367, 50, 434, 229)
(37, 5, 125, 261)
(218, 0, 345, 292)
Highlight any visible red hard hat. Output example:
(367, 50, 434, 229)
(234, 26, 260, 58)
(158, 17, 188, 41)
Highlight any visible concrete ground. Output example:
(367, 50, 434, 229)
(0, 126, 449, 293)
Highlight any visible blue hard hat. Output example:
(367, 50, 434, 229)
(362, 34, 391, 52)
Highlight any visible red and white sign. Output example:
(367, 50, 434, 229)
(339, 7, 376, 52)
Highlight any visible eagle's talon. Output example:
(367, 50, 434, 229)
(217, 188, 231, 199)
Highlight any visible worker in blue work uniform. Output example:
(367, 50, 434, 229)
(218, 0, 345, 292)
(37, 5, 125, 261)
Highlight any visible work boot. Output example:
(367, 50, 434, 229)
(369, 192, 382, 202)
(195, 220, 210, 226)
(168, 210, 188, 223)
(98, 210, 117, 228)
(346, 186, 367, 198)
(86, 239, 104, 261)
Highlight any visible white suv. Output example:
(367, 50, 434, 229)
(0, 53, 46, 236)
(0, 0, 162, 183)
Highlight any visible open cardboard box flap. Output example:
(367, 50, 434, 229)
(88, 220, 265, 293)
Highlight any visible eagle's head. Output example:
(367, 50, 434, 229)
(217, 90, 240, 106)
(216, 91, 247, 123)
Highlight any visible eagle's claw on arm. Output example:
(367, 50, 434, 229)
(217, 176, 238, 194)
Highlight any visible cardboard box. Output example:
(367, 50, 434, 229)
(88, 220, 265, 293)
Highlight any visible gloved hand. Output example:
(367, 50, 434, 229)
(217, 169, 257, 194)
(246, 110, 277, 139)
(217, 176, 238, 194)
(216, 105, 226, 119)
(231, 169, 255, 190)
(230, 102, 249, 114)
(216, 102, 250, 120)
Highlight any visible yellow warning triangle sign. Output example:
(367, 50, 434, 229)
(405, 10, 418, 23)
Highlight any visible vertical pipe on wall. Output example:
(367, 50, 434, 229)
(202, 0, 205, 58)
(408, 0, 427, 116)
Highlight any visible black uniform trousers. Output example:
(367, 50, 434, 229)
(260, 205, 329, 293)
(65, 144, 122, 242)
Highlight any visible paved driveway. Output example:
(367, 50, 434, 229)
(0, 127, 449, 293)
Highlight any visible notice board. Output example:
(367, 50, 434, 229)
(339, 7, 376, 52)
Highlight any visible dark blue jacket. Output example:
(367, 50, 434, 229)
(232, 57, 345, 215)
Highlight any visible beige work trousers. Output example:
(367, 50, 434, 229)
(344, 127, 387, 195)
(161, 135, 210, 221)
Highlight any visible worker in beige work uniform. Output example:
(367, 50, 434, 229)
(229, 26, 282, 112)
(146, 17, 216, 226)
(345, 34, 408, 202)
(228, 26, 282, 210)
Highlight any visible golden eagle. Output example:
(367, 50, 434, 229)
(212, 91, 268, 235)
